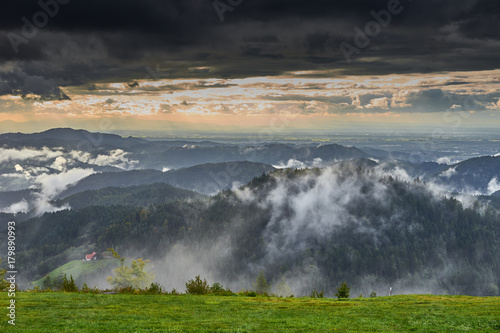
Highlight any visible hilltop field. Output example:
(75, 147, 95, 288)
(1, 293, 499, 332)
(31, 259, 119, 288)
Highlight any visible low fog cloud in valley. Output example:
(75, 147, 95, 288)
(0, 146, 138, 215)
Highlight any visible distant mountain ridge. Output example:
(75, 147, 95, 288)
(4, 128, 500, 198)
(58, 161, 276, 197)
(0, 128, 371, 169)
(0, 128, 146, 150)
(430, 156, 500, 194)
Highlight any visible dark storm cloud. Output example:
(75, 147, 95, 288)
(0, 0, 499, 98)
(261, 94, 354, 105)
(0, 64, 70, 100)
(402, 89, 498, 113)
(405, 89, 455, 112)
(454, 0, 500, 39)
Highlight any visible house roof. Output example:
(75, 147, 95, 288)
(85, 252, 96, 260)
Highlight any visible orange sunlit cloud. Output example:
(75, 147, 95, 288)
(1, 69, 500, 133)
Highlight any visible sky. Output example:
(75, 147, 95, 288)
(0, 0, 499, 135)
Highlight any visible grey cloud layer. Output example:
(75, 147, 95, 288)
(0, 0, 499, 99)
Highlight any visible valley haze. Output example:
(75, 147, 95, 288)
(0, 128, 499, 298)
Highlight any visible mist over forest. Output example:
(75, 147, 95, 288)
(1, 129, 499, 297)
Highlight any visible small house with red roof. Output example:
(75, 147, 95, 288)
(84, 252, 97, 261)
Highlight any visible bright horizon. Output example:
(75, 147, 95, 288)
(2, 69, 500, 135)
(1, 1, 500, 135)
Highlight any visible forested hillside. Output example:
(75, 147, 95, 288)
(58, 161, 275, 197)
(4, 163, 499, 296)
(54, 183, 203, 209)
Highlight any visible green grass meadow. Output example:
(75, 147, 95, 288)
(31, 259, 118, 288)
(1, 293, 499, 332)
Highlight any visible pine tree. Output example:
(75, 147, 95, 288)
(275, 276, 292, 297)
(253, 271, 270, 294)
(62, 274, 78, 292)
(42, 275, 52, 290)
(335, 281, 350, 298)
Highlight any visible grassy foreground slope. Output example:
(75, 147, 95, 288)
(2, 294, 499, 332)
